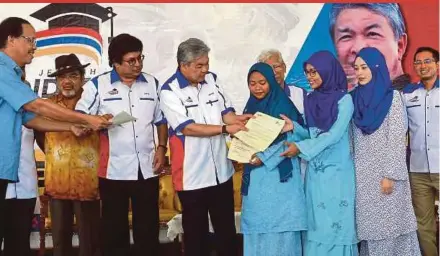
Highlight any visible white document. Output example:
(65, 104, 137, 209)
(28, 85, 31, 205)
(111, 111, 137, 125)
(227, 138, 259, 163)
(233, 112, 285, 152)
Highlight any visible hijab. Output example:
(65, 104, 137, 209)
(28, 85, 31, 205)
(303, 51, 347, 132)
(241, 62, 303, 196)
(352, 47, 394, 135)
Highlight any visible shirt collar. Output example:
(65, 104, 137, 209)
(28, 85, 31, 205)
(403, 76, 439, 94)
(110, 68, 148, 85)
(429, 77, 439, 88)
(419, 76, 439, 90)
(0, 51, 22, 77)
(175, 68, 207, 89)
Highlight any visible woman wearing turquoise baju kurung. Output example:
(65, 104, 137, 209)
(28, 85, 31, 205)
(290, 95, 358, 255)
(240, 63, 307, 256)
(280, 51, 358, 255)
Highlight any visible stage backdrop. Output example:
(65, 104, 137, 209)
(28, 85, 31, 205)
(1, 3, 437, 113)
(0, 3, 323, 113)
(0, 2, 438, 236)
(0, 1, 437, 172)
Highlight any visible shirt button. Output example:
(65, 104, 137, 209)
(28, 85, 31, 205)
(132, 105, 134, 107)
(136, 135, 138, 138)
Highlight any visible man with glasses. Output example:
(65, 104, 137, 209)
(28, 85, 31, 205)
(402, 47, 439, 256)
(75, 33, 167, 256)
(257, 49, 305, 118)
(32, 54, 101, 256)
(0, 17, 111, 248)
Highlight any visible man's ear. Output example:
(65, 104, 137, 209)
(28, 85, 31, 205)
(397, 33, 408, 61)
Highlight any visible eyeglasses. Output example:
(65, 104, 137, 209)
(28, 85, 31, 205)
(304, 69, 317, 77)
(271, 63, 284, 70)
(414, 58, 436, 66)
(19, 35, 37, 46)
(123, 54, 145, 67)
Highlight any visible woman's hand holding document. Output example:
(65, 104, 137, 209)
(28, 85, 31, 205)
(228, 112, 285, 163)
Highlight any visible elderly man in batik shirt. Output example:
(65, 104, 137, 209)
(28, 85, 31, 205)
(35, 54, 101, 256)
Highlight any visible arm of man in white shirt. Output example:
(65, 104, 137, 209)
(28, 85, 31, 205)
(215, 79, 252, 125)
(160, 87, 246, 137)
(152, 79, 169, 172)
(222, 112, 253, 125)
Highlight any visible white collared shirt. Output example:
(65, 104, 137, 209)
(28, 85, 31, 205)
(401, 79, 439, 173)
(160, 70, 234, 191)
(75, 69, 165, 180)
(284, 83, 305, 117)
(6, 127, 38, 199)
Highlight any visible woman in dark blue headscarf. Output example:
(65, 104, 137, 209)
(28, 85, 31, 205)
(352, 47, 394, 135)
(351, 47, 420, 256)
(277, 51, 358, 256)
(240, 62, 307, 256)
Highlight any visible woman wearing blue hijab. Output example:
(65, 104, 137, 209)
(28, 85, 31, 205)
(240, 62, 307, 256)
(278, 51, 358, 255)
(351, 47, 420, 256)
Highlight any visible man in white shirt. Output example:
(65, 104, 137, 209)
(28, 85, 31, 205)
(75, 33, 167, 256)
(2, 67, 38, 256)
(402, 46, 439, 256)
(160, 38, 250, 256)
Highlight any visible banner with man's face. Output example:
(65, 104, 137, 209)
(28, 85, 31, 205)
(286, 3, 439, 90)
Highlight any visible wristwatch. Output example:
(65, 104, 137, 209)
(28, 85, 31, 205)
(221, 125, 228, 135)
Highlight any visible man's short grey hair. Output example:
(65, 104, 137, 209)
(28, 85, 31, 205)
(177, 38, 210, 65)
(257, 49, 285, 64)
(329, 3, 406, 41)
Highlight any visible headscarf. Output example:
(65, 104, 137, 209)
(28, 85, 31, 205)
(241, 62, 303, 196)
(303, 51, 347, 132)
(352, 47, 394, 135)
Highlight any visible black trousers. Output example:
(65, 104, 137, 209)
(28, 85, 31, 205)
(1, 198, 36, 256)
(177, 178, 237, 256)
(0, 179, 9, 254)
(99, 173, 159, 256)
